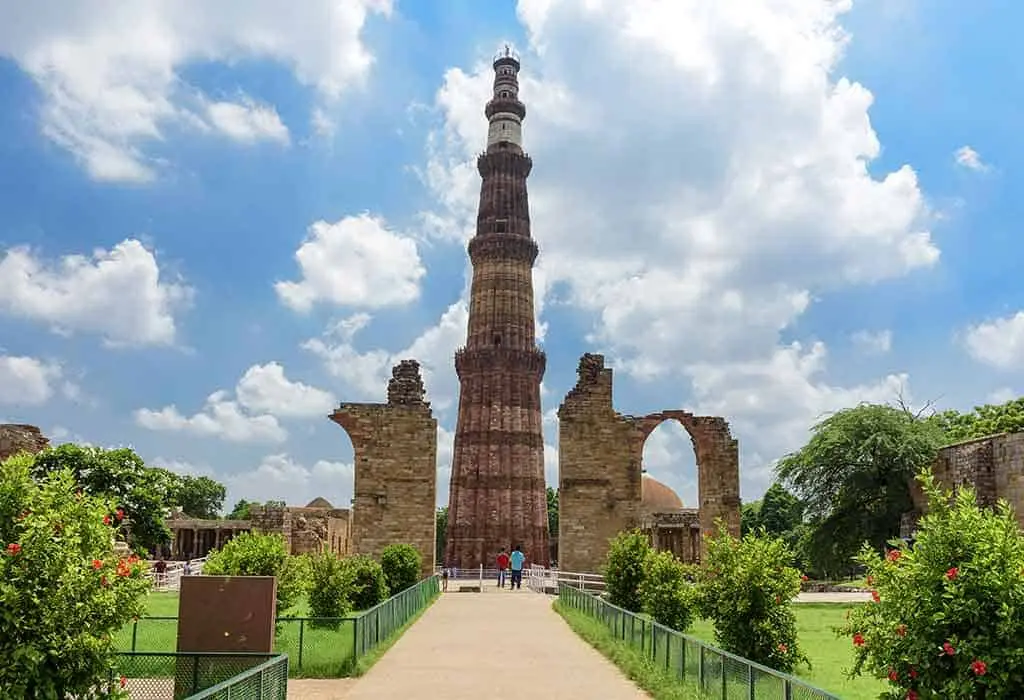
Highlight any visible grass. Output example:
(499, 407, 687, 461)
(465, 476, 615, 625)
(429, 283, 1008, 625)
(558, 599, 887, 700)
(554, 600, 705, 700)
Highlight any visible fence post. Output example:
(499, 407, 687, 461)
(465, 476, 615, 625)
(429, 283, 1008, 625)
(131, 620, 138, 652)
(699, 646, 705, 687)
(680, 637, 686, 679)
(191, 654, 200, 695)
(641, 618, 646, 654)
(298, 619, 305, 672)
(748, 664, 755, 700)
(351, 617, 359, 670)
(784, 679, 793, 700)
(721, 658, 727, 700)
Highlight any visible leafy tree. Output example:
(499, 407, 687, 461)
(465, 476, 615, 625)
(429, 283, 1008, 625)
(759, 483, 803, 535)
(227, 499, 255, 520)
(839, 471, 1024, 699)
(0, 453, 150, 698)
(699, 526, 807, 673)
(547, 487, 559, 538)
(776, 404, 944, 575)
(435, 506, 447, 563)
(340, 554, 388, 610)
(603, 529, 651, 613)
(381, 543, 422, 595)
(929, 396, 1024, 444)
(741, 500, 762, 536)
(640, 550, 698, 632)
(203, 532, 304, 616)
(29, 444, 180, 554)
(175, 475, 225, 519)
(306, 554, 351, 628)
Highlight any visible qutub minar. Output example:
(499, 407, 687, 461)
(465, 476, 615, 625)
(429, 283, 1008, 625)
(444, 47, 550, 569)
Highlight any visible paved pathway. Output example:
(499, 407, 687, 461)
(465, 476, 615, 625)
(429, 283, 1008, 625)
(316, 588, 648, 700)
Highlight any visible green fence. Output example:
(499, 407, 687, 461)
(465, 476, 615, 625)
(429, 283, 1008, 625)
(559, 583, 842, 700)
(118, 575, 440, 677)
(111, 652, 287, 699)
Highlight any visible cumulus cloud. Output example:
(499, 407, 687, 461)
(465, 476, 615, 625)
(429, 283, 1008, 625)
(276, 214, 426, 312)
(954, 145, 987, 172)
(851, 329, 893, 355)
(0, 355, 63, 405)
(203, 95, 290, 145)
(964, 311, 1024, 370)
(235, 362, 336, 418)
(0, 0, 392, 181)
(0, 239, 192, 346)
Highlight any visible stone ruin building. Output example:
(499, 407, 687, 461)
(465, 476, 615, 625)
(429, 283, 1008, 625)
(557, 353, 742, 573)
(443, 46, 550, 570)
(0, 423, 49, 462)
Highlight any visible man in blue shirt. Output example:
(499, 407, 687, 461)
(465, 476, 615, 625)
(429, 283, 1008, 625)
(509, 544, 526, 589)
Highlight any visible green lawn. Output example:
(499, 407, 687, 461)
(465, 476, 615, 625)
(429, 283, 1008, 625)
(686, 604, 885, 700)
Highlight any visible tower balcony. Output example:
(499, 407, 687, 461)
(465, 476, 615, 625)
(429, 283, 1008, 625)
(477, 149, 532, 178)
(454, 346, 546, 380)
(468, 233, 538, 266)
(485, 98, 526, 120)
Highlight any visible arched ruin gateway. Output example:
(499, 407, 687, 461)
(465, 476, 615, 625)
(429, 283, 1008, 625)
(557, 353, 742, 573)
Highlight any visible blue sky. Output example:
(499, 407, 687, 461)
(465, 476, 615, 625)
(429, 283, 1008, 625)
(0, 0, 1021, 513)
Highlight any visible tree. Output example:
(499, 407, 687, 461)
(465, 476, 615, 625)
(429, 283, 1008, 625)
(603, 529, 651, 613)
(741, 500, 762, 536)
(175, 475, 226, 519)
(203, 532, 304, 616)
(381, 543, 422, 595)
(776, 404, 944, 575)
(759, 483, 803, 535)
(435, 506, 447, 563)
(547, 487, 559, 538)
(839, 471, 1024, 698)
(340, 555, 388, 610)
(928, 396, 1024, 444)
(227, 499, 255, 520)
(306, 554, 351, 628)
(640, 550, 698, 632)
(1, 453, 150, 698)
(29, 444, 181, 554)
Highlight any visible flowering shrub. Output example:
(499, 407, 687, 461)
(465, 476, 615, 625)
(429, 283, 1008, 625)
(203, 532, 304, 616)
(0, 454, 150, 699)
(639, 550, 699, 632)
(380, 543, 422, 595)
(698, 526, 807, 672)
(604, 529, 652, 612)
(307, 553, 351, 628)
(838, 471, 1024, 699)
(340, 554, 389, 610)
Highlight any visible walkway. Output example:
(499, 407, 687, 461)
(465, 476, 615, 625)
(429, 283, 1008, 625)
(298, 588, 649, 700)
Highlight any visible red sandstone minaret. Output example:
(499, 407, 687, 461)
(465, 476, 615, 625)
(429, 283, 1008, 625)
(444, 46, 550, 569)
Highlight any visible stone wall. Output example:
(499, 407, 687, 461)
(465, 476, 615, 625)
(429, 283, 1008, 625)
(557, 354, 741, 573)
(330, 360, 437, 577)
(913, 432, 1024, 529)
(0, 424, 49, 462)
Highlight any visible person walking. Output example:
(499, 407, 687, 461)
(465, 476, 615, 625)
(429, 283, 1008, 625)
(496, 548, 510, 588)
(509, 545, 525, 590)
(441, 564, 449, 592)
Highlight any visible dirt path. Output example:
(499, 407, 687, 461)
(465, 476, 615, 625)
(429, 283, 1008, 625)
(299, 588, 648, 700)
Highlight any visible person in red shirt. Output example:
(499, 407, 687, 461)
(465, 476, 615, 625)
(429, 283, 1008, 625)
(496, 548, 510, 588)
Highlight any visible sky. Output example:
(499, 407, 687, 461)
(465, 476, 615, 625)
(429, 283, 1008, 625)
(0, 0, 1021, 514)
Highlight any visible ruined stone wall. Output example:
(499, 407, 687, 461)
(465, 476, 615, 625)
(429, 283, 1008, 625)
(249, 505, 292, 550)
(914, 432, 1024, 529)
(330, 360, 437, 577)
(326, 509, 352, 557)
(0, 424, 49, 462)
(557, 354, 741, 574)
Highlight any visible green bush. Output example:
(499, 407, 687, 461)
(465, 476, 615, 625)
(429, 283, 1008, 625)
(639, 550, 698, 632)
(0, 454, 151, 699)
(381, 543, 422, 596)
(307, 554, 351, 628)
(340, 554, 388, 611)
(203, 532, 303, 616)
(838, 471, 1024, 699)
(699, 526, 806, 673)
(603, 529, 651, 612)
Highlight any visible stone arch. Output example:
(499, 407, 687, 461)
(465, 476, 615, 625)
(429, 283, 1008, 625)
(557, 354, 740, 573)
(329, 360, 438, 577)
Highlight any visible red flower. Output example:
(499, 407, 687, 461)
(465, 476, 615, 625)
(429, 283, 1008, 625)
(907, 691, 919, 700)
(5, 543, 21, 555)
(896, 624, 907, 637)
(908, 666, 918, 679)
(800, 574, 808, 581)
(871, 590, 881, 603)
(777, 643, 788, 653)
(853, 633, 865, 647)
(120, 676, 127, 688)
(888, 669, 899, 682)
(92, 559, 103, 570)
(941, 641, 956, 656)
(116, 508, 125, 521)
(103, 514, 111, 526)
(971, 659, 987, 676)
(866, 575, 874, 585)
(116, 560, 132, 577)
(887, 549, 902, 562)
(946, 567, 958, 581)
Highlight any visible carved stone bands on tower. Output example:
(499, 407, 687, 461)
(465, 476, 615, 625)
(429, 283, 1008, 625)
(444, 48, 550, 569)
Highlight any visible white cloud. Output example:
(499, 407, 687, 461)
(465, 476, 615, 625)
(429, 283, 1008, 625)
(204, 96, 290, 145)
(954, 145, 987, 172)
(134, 390, 287, 444)
(235, 362, 336, 418)
(0, 239, 192, 346)
(0, 0, 392, 181)
(987, 387, 1018, 405)
(0, 355, 63, 405)
(276, 214, 426, 313)
(851, 329, 893, 355)
(964, 312, 1024, 370)
(305, 302, 468, 410)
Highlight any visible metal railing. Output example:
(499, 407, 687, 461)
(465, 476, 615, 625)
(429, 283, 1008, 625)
(111, 651, 287, 699)
(559, 583, 842, 700)
(528, 565, 606, 593)
(146, 556, 209, 591)
(118, 576, 440, 677)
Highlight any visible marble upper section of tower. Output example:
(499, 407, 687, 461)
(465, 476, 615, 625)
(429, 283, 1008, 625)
(485, 47, 527, 154)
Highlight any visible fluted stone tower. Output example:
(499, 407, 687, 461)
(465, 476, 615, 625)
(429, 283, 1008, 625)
(444, 47, 550, 569)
